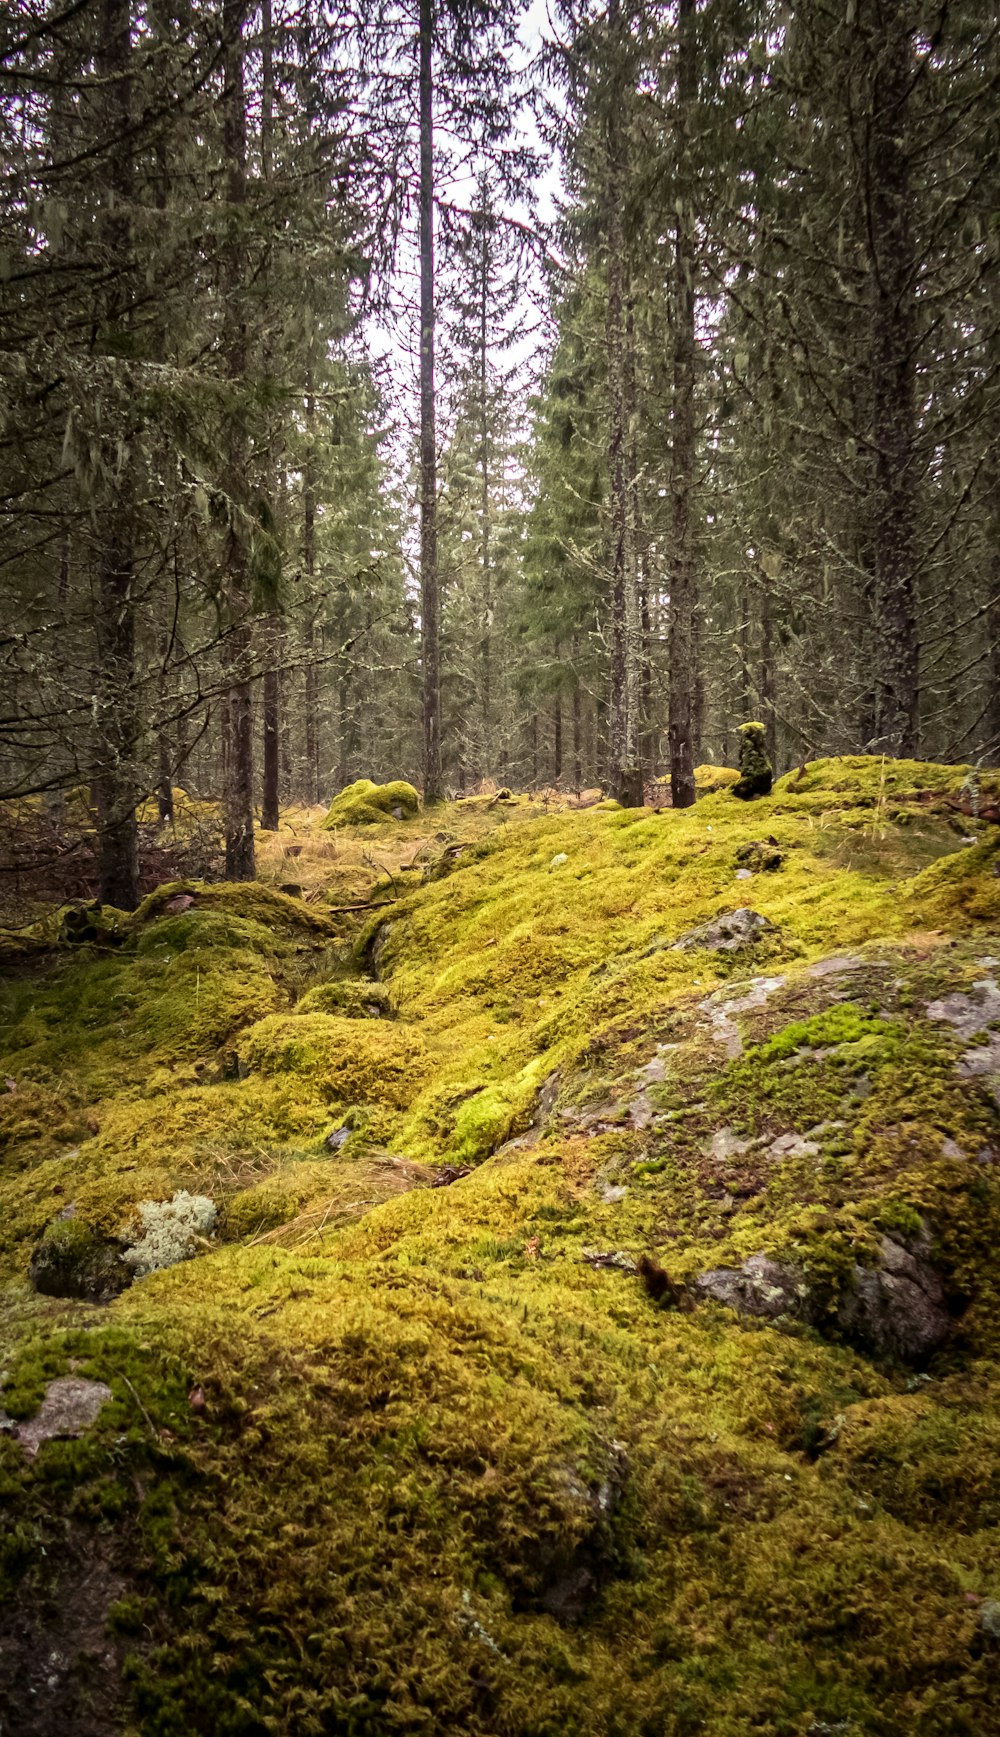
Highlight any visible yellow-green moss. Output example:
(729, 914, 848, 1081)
(293, 979, 394, 1019)
(239, 1010, 431, 1109)
(5, 757, 1000, 1734)
(322, 777, 421, 829)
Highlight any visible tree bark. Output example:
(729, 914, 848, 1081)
(868, 0, 919, 754)
(419, 0, 442, 801)
(259, 0, 280, 833)
(93, 0, 139, 909)
(221, 0, 255, 878)
(302, 385, 321, 803)
(479, 219, 493, 771)
(605, 0, 643, 808)
(667, 0, 698, 810)
(759, 568, 776, 768)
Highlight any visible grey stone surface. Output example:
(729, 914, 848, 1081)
(695, 1254, 813, 1321)
(926, 979, 1000, 1040)
(837, 1236, 951, 1364)
(14, 1377, 113, 1459)
(672, 908, 774, 955)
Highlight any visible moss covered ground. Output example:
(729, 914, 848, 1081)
(4, 758, 1000, 1733)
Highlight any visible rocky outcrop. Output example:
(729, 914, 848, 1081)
(695, 1254, 813, 1322)
(695, 1234, 953, 1365)
(672, 908, 775, 954)
(836, 1235, 953, 1365)
(29, 1215, 130, 1302)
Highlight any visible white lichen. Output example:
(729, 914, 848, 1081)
(123, 1190, 217, 1277)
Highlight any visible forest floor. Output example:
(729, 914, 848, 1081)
(4, 757, 1000, 1735)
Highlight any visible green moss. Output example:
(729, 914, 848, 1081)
(323, 777, 421, 829)
(758, 1002, 903, 1062)
(732, 722, 774, 800)
(28, 1214, 129, 1301)
(6, 758, 1000, 1732)
(294, 979, 394, 1019)
(239, 1011, 431, 1109)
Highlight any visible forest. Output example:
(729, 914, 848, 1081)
(4, 3, 1000, 1735)
(2, 0, 998, 895)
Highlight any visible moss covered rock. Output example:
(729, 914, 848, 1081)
(294, 979, 394, 1019)
(322, 777, 421, 828)
(28, 1215, 130, 1301)
(239, 1010, 430, 1109)
(733, 720, 774, 799)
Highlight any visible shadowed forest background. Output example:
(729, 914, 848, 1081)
(1, 0, 998, 902)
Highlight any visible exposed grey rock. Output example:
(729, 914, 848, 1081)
(581, 1248, 638, 1274)
(980, 1599, 1000, 1640)
(958, 1032, 1000, 1083)
(598, 1183, 628, 1204)
(700, 975, 786, 1058)
(768, 1131, 821, 1160)
(926, 979, 1000, 1040)
(707, 1126, 752, 1163)
(694, 1235, 953, 1364)
(13, 1376, 113, 1459)
(695, 1254, 813, 1321)
(672, 908, 774, 954)
(836, 1236, 952, 1364)
(804, 954, 866, 979)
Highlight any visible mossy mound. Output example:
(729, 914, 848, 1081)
(322, 777, 421, 828)
(5, 756, 1000, 1732)
(132, 878, 340, 938)
(239, 1011, 431, 1110)
(293, 979, 394, 1019)
(695, 761, 739, 793)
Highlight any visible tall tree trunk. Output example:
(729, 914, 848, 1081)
(868, 0, 919, 754)
(157, 622, 174, 824)
(261, 650, 280, 828)
(987, 582, 1000, 755)
(93, 0, 139, 909)
(260, 0, 280, 832)
(302, 385, 320, 802)
(419, 0, 442, 801)
(479, 221, 493, 773)
(759, 569, 776, 768)
(221, 0, 255, 878)
(667, 0, 697, 810)
(572, 650, 582, 790)
(605, 0, 642, 807)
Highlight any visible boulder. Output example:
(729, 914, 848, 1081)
(322, 779, 420, 829)
(9, 1376, 113, 1459)
(672, 908, 774, 954)
(695, 1235, 953, 1365)
(29, 1215, 130, 1302)
(695, 1253, 813, 1322)
(836, 1235, 952, 1365)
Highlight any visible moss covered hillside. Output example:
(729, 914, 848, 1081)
(7, 759, 1000, 1735)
